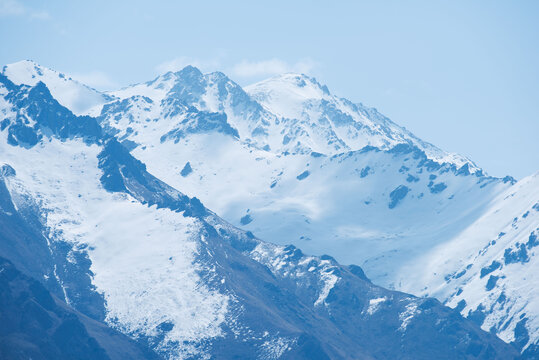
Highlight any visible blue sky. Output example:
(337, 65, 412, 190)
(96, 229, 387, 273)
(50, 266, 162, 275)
(1, 0, 537, 178)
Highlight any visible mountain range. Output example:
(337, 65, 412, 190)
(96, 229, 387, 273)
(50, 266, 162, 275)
(0, 59, 536, 359)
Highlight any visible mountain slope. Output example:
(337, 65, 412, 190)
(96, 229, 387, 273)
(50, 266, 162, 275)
(0, 256, 160, 360)
(0, 68, 520, 359)
(0, 255, 110, 360)
(408, 173, 539, 357)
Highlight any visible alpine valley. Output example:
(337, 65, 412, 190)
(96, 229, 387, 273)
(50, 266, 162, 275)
(0, 60, 536, 359)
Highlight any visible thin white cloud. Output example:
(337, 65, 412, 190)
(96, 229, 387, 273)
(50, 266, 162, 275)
(70, 71, 118, 91)
(155, 56, 221, 74)
(30, 10, 50, 20)
(0, 0, 24, 16)
(230, 58, 316, 79)
(0, 0, 50, 19)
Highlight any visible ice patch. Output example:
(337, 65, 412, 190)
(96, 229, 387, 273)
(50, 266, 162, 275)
(367, 297, 387, 315)
(399, 302, 419, 331)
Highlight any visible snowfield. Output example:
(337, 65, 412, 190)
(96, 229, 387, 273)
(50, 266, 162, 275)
(0, 135, 230, 359)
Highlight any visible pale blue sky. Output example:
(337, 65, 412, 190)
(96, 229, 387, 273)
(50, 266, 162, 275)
(1, 0, 537, 178)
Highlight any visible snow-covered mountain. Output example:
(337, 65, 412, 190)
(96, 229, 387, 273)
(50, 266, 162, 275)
(2, 60, 113, 116)
(88, 66, 515, 285)
(0, 72, 519, 359)
(1, 60, 537, 357)
(245, 73, 477, 166)
(105, 65, 478, 167)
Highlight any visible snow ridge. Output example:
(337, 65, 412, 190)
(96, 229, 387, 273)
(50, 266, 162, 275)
(2, 60, 113, 115)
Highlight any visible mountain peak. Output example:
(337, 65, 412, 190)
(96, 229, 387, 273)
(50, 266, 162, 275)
(4, 59, 41, 69)
(244, 73, 332, 122)
(3, 59, 50, 86)
(247, 72, 331, 101)
(173, 65, 203, 79)
(1, 60, 110, 116)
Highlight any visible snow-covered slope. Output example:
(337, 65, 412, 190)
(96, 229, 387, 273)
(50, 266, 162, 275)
(246, 73, 476, 167)
(407, 173, 539, 356)
(1, 60, 112, 115)
(94, 66, 511, 287)
(0, 76, 227, 358)
(116, 131, 510, 285)
(0, 70, 519, 359)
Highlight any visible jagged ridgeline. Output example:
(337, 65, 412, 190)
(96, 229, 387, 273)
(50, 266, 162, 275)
(0, 61, 536, 359)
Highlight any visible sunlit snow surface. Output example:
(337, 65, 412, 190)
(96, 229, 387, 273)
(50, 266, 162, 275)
(2, 60, 111, 115)
(0, 135, 229, 359)
(410, 173, 539, 350)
